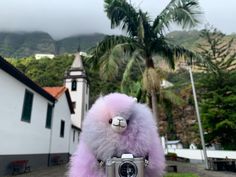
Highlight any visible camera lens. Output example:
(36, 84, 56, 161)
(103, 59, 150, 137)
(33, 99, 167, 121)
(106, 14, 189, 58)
(119, 161, 137, 177)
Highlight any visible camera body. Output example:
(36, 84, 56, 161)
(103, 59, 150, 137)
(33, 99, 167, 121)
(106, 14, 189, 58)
(106, 154, 144, 177)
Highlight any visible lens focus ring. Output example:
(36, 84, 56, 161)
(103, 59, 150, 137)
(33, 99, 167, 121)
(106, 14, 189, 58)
(119, 161, 137, 177)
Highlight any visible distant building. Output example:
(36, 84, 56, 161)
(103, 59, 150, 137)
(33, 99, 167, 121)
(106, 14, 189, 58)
(0, 53, 89, 175)
(161, 79, 174, 89)
(189, 143, 198, 150)
(166, 140, 183, 149)
(35, 53, 55, 60)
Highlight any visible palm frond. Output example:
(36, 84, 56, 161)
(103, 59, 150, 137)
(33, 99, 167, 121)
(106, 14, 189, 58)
(153, 0, 201, 34)
(87, 35, 137, 70)
(137, 10, 155, 44)
(98, 47, 122, 80)
(152, 39, 202, 69)
(121, 57, 136, 93)
(104, 0, 139, 36)
(121, 50, 144, 92)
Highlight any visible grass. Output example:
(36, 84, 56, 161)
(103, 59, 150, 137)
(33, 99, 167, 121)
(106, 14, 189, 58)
(165, 173, 200, 177)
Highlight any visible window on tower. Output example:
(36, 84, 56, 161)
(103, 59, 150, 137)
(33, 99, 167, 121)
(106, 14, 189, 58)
(72, 80, 77, 91)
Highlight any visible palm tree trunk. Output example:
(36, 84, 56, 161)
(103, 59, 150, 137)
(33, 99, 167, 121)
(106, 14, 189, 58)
(145, 57, 160, 126)
(151, 90, 159, 127)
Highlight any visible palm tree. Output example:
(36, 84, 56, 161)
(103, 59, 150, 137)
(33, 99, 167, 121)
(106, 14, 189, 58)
(88, 0, 202, 123)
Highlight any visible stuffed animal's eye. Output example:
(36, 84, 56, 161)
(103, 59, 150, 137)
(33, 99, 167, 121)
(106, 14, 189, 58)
(109, 119, 112, 124)
(126, 120, 130, 125)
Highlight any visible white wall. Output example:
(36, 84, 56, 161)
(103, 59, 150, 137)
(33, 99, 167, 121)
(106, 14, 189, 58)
(50, 93, 71, 153)
(166, 148, 236, 160)
(0, 69, 53, 155)
(167, 144, 183, 149)
(35, 54, 55, 60)
(69, 128, 80, 154)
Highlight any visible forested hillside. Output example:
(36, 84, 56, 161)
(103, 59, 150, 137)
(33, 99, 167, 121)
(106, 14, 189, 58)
(56, 33, 105, 54)
(0, 32, 55, 58)
(0, 32, 105, 58)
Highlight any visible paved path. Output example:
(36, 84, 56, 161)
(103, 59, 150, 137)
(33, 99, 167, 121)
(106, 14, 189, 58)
(4, 165, 68, 177)
(4, 162, 236, 177)
(167, 161, 236, 177)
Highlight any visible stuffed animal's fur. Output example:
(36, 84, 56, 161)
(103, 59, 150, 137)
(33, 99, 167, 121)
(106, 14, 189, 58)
(68, 93, 165, 177)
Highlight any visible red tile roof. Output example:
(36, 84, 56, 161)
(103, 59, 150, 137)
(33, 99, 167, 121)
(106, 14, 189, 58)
(43, 86, 67, 99)
(43, 86, 74, 114)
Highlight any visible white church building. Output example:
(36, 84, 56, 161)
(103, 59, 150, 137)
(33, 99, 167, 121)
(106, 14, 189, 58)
(0, 53, 89, 176)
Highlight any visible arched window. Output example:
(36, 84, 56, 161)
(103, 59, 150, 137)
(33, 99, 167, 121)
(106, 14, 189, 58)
(71, 80, 77, 91)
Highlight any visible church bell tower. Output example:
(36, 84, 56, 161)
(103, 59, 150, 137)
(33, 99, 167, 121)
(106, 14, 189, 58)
(64, 51, 89, 129)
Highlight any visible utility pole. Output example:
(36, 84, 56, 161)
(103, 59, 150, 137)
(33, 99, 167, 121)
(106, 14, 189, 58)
(188, 66, 209, 170)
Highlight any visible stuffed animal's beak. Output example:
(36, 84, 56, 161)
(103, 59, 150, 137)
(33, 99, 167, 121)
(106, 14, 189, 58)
(111, 116, 127, 133)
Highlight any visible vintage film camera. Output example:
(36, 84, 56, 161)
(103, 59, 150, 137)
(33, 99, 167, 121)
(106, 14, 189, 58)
(106, 154, 146, 177)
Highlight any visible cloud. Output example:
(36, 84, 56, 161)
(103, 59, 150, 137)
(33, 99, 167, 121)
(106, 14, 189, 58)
(0, 0, 235, 39)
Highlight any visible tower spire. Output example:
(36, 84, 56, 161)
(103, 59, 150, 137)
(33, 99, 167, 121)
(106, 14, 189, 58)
(71, 52, 84, 70)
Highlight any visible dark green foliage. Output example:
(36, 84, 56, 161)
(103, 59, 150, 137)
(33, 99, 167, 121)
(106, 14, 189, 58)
(197, 28, 236, 150)
(200, 73, 236, 150)
(164, 100, 177, 140)
(9, 55, 74, 86)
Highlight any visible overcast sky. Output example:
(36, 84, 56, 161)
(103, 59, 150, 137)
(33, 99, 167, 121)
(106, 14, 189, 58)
(0, 0, 235, 39)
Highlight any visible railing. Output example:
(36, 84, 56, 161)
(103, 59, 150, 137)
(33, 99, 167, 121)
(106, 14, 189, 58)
(208, 158, 236, 172)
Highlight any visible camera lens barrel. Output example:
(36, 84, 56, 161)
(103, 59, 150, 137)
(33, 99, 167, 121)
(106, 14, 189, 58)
(119, 161, 137, 177)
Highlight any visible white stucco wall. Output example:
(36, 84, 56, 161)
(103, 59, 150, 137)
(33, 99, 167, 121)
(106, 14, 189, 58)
(0, 69, 53, 155)
(35, 54, 55, 60)
(65, 78, 89, 129)
(50, 93, 71, 153)
(69, 128, 80, 154)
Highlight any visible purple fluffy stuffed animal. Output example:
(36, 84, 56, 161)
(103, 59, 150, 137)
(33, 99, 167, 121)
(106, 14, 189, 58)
(68, 93, 165, 177)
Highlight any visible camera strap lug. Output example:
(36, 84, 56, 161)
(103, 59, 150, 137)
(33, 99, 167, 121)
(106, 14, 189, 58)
(97, 159, 105, 168)
(145, 159, 149, 167)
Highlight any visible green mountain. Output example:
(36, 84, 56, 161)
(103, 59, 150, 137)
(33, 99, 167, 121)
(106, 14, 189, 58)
(0, 32, 105, 58)
(0, 32, 56, 58)
(166, 30, 236, 51)
(1, 30, 235, 58)
(56, 33, 105, 54)
(166, 30, 201, 49)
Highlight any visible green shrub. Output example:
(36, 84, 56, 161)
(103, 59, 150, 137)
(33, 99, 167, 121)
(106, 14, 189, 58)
(165, 173, 199, 177)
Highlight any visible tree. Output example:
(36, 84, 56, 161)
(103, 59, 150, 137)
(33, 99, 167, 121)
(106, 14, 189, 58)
(197, 27, 236, 150)
(196, 27, 236, 78)
(8, 55, 74, 86)
(88, 0, 202, 124)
